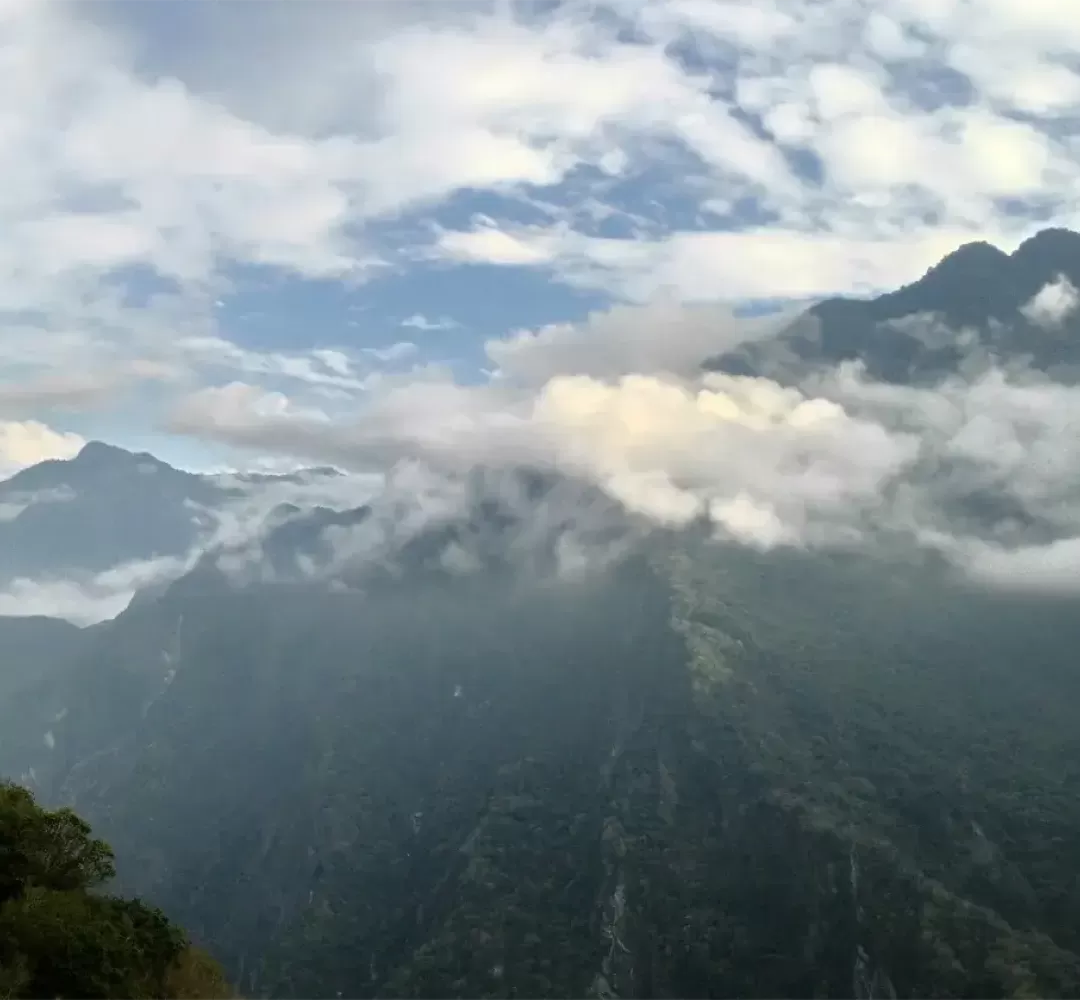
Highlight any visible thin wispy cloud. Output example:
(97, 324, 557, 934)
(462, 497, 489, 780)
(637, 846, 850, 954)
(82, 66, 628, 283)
(401, 314, 459, 332)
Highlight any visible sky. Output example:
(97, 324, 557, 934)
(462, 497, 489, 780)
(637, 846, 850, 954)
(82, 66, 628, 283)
(3, 0, 1080, 476)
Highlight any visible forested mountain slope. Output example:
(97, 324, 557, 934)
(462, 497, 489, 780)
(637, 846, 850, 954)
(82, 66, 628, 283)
(4, 536, 1080, 998)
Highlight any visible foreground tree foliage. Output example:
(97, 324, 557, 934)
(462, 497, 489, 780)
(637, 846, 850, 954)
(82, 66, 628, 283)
(0, 782, 232, 999)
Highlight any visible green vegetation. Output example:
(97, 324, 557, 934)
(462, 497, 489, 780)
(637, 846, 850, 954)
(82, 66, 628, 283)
(0, 782, 232, 999)
(6, 542, 1080, 996)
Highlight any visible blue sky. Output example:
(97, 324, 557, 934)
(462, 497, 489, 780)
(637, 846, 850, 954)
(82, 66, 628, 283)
(2, 0, 1079, 475)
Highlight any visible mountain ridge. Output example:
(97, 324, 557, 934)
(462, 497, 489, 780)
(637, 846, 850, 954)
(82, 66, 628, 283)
(708, 225, 1080, 384)
(0, 441, 350, 589)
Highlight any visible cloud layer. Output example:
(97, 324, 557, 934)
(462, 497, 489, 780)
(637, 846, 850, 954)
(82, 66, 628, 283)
(9, 301, 1080, 621)
(5, 0, 1080, 615)
(160, 301, 1080, 582)
(5, 0, 1080, 413)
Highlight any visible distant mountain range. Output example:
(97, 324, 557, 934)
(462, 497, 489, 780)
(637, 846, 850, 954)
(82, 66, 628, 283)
(4, 228, 1080, 998)
(0, 441, 345, 586)
(0, 442, 219, 583)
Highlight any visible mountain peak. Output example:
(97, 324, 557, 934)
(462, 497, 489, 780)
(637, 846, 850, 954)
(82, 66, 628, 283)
(73, 440, 135, 464)
(706, 225, 1080, 385)
(72, 440, 175, 474)
(1010, 227, 1080, 267)
(846, 236, 1015, 330)
(916, 239, 1010, 286)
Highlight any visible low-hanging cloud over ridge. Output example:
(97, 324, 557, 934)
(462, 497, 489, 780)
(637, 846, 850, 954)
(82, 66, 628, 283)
(8, 292, 1080, 623)
(160, 295, 1080, 602)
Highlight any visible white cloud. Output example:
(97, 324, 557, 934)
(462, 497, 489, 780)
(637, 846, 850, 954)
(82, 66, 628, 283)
(820, 362, 1080, 546)
(1021, 275, 1080, 328)
(176, 337, 374, 391)
(2, 11, 361, 285)
(0, 553, 185, 624)
(362, 342, 418, 364)
(432, 0, 1080, 300)
(173, 382, 333, 433)
(0, 2, 375, 418)
(0, 364, 179, 416)
(6, 0, 1080, 399)
(0, 465, 389, 621)
(401, 313, 459, 332)
(164, 301, 924, 553)
(436, 224, 985, 301)
(950, 536, 1080, 595)
(435, 225, 560, 267)
(486, 300, 788, 384)
(364, 11, 798, 210)
(528, 370, 915, 542)
(0, 421, 84, 476)
(157, 286, 1080, 595)
(7, 0, 1080, 598)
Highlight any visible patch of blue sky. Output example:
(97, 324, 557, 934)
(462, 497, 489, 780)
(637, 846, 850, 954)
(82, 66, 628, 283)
(211, 180, 612, 361)
(105, 264, 186, 310)
(353, 262, 607, 351)
(895, 61, 976, 112)
(213, 263, 366, 354)
(213, 255, 605, 366)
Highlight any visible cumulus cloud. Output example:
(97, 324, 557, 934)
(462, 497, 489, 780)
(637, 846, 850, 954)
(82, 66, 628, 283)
(0, 421, 84, 476)
(1021, 275, 1079, 327)
(530, 371, 916, 544)
(0, 373, 124, 414)
(409, 0, 1080, 300)
(210, 458, 642, 591)
(363, 342, 418, 364)
(163, 303, 923, 553)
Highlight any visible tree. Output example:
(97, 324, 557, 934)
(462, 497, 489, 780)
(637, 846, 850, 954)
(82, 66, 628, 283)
(0, 783, 114, 905)
(0, 781, 232, 999)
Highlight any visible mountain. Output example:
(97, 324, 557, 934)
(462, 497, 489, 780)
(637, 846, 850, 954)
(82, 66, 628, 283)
(0, 441, 347, 593)
(4, 508, 1080, 997)
(0, 615, 84, 703)
(0, 441, 223, 584)
(708, 227, 1080, 384)
(6, 233, 1080, 997)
